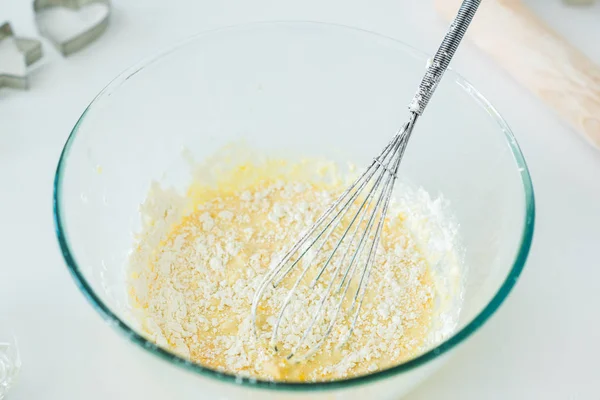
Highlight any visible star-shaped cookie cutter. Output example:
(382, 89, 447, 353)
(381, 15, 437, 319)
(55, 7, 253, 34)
(33, 0, 111, 56)
(0, 22, 43, 90)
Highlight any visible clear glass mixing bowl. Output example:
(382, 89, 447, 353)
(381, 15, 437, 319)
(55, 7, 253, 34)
(53, 22, 535, 399)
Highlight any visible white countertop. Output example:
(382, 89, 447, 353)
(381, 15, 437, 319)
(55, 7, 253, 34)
(1, 0, 599, 399)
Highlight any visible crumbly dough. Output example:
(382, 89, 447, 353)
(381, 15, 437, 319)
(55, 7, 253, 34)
(128, 157, 440, 382)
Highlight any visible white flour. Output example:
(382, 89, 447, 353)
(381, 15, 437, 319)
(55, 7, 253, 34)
(126, 152, 465, 381)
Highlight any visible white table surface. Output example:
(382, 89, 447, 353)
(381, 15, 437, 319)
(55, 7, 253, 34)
(1, 0, 599, 399)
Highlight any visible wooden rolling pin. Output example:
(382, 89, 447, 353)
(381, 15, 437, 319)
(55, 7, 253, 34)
(435, 0, 600, 150)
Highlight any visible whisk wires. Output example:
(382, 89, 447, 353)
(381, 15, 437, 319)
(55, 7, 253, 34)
(251, 113, 417, 361)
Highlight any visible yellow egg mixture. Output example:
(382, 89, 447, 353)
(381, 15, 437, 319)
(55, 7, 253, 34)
(128, 157, 436, 382)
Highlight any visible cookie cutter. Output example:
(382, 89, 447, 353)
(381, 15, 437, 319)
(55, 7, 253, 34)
(33, 0, 111, 56)
(0, 22, 43, 90)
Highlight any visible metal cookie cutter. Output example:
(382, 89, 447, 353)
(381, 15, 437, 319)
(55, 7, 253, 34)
(0, 22, 43, 90)
(33, 0, 111, 56)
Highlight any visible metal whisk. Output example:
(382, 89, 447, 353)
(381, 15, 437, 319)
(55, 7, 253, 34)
(251, 0, 481, 361)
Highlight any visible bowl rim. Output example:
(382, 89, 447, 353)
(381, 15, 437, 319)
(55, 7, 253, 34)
(53, 20, 535, 392)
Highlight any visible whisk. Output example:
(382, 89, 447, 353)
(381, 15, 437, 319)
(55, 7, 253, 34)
(251, 0, 481, 361)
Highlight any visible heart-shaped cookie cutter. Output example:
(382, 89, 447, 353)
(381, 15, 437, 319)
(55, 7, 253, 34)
(33, 0, 111, 56)
(0, 22, 43, 90)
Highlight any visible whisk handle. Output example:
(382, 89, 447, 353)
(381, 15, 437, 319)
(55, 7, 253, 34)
(408, 0, 481, 115)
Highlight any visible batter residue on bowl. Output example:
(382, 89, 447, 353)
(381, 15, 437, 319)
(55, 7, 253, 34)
(127, 147, 463, 382)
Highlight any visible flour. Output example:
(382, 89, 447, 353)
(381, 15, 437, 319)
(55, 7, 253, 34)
(127, 152, 464, 382)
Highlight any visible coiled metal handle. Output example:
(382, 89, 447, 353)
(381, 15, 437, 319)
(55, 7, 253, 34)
(409, 0, 481, 115)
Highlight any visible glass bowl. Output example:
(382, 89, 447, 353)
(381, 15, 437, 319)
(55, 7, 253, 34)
(53, 21, 535, 399)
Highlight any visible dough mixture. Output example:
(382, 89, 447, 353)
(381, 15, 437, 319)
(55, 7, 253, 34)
(128, 152, 460, 382)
